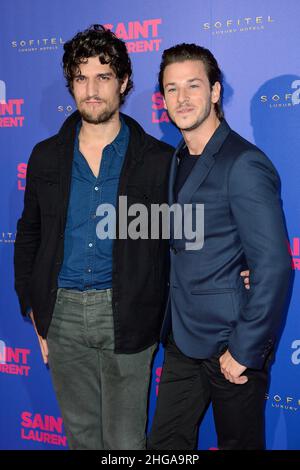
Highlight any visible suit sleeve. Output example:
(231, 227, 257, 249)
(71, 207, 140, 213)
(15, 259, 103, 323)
(227, 150, 292, 369)
(14, 146, 41, 316)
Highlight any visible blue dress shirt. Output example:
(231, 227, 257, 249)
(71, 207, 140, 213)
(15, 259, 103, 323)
(58, 117, 129, 290)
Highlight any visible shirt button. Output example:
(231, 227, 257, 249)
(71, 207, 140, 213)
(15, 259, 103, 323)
(87, 268, 92, 273)
(89, 243, 93, 247)
(95, 186, 99, 191)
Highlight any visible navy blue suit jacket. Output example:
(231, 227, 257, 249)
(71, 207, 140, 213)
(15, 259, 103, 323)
(161, 120, 292, 369)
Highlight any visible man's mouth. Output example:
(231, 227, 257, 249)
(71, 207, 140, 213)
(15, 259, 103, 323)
(176, 107, 194, 114)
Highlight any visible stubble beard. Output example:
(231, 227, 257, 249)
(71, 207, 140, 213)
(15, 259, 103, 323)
(78, 95, 121, 125)
(79, 104, 119, 125)
(172, 100, 212, 133)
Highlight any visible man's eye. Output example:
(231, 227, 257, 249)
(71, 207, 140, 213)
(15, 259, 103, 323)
(167, 88, 176, 93)
(75, 76, 85, 82)
(190, 84, 199, 88)
(99, 76, 109, 80)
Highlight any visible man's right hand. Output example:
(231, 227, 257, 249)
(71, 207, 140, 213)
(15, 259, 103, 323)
(29, 311, 49, 364)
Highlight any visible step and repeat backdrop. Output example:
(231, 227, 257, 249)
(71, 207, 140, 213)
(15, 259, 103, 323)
(0, 0, 299, 450)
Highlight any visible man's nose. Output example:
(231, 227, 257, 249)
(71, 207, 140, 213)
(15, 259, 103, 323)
(86, 78, 99, 97)
(177, 87, 189, 104)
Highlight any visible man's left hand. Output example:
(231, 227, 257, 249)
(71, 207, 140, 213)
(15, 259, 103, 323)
(219, 350, 248, 384)
(240, 270, 250, 289)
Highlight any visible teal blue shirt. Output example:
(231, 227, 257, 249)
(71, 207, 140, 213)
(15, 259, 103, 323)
(58, 117, 129, 290)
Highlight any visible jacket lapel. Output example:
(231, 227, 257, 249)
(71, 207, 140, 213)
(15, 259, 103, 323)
(168, 141, 184, 206)
(177, 153, 216, 205)
(168, 141, 185, 245)
(177, 119, 231, 205)
(57, 111, 81, 234)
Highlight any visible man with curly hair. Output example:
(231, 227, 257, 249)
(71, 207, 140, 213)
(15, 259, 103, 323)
(14, 25, 174, 450)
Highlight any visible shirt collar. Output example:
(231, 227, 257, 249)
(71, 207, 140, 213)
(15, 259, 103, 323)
(110, 115, 129, 157)
(75, 116, 129, 158)
(176, 118, 231, 159)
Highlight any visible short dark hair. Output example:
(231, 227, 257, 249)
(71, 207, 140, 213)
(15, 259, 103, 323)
(159, 43, 224, 120)
(62, 24, 133, 104)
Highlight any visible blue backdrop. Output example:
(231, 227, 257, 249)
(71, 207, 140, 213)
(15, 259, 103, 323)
(0, 0, 299, 450)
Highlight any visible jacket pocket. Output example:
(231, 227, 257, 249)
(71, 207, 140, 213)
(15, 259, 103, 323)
(191, 288, 235, 295)
(187, 290, 238, 329)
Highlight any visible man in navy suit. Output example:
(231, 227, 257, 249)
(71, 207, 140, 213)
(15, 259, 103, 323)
(148, 43, 292, 450)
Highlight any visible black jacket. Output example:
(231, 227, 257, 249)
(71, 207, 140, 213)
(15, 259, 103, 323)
(14, 111, 174, 353)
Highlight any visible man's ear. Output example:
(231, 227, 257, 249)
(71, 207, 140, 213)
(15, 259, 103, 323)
(163, 95, 167, 109)
(120, 75, 129, 94)
(211, 81, 221, 104)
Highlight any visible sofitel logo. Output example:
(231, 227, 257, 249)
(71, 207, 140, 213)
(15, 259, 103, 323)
(11, 37, 65, 53)
(57, 104, 75, 117)
(260, 81, 300, 109)
(265, 393, 300, 412)
(104, 19, 162, 53)
(203, 15, 275, 36)
(0, 232, 16, 243)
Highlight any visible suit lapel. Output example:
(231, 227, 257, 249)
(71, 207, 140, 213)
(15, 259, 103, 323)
(177, 119, 231, 204)
(177, 153, 216, 205)
(168, 140, 184, 206)
(168, 141, 185, 245)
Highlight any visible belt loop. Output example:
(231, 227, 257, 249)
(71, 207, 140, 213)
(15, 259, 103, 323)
(107, 289, 112, 303)
(56, 287, 62, 303)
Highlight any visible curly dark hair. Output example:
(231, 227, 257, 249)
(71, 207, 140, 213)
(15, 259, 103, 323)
(159, 43, 224, 120)
(62, 24, 133, 104)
